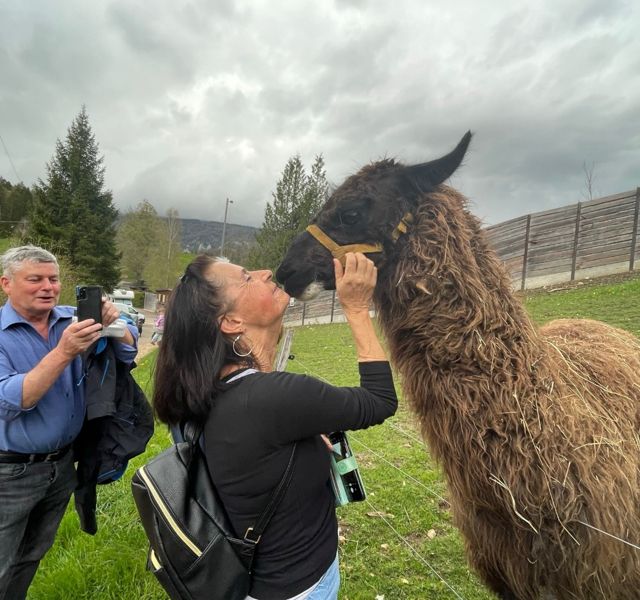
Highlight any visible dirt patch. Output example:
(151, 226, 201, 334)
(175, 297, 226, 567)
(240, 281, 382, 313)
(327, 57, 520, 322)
(138, 339, 156, 359)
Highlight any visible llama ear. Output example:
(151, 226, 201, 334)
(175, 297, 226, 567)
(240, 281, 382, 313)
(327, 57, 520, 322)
(403, 131, 472, 191)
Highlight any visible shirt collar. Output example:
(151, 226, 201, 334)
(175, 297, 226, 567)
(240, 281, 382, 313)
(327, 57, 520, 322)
(0, 302, 74, 331)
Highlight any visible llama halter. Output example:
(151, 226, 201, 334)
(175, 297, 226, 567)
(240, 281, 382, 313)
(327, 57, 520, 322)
(306, 212, 414, 266)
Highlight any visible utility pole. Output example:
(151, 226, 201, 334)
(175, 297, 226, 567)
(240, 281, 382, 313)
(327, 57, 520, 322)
(220, 197, 233, 256)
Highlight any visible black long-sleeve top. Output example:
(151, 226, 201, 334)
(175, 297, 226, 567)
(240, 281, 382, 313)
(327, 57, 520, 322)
(203, 361, 397, 600)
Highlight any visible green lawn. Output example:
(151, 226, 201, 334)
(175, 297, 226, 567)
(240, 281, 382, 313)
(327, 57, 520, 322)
(523, 274, 640, 337)
(28, 273, 640, 599)
(0, 238, 12, 254)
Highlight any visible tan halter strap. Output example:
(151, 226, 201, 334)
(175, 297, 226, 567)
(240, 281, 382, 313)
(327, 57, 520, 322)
(391, 212, 414, 242)
(305, 212, 414, 266)
(305, 224, 382, 265)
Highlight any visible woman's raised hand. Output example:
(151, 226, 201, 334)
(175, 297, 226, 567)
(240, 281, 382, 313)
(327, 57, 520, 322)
(334, 252, 377, 315)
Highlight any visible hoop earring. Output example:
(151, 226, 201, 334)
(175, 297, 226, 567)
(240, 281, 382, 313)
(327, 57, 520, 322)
(232, 334, 253, 357)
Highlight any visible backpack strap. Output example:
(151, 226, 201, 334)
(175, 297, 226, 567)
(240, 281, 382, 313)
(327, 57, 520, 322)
(182, 421, 203, 445)
(181, 420, 297, 547)
(243, 443, 297, 545)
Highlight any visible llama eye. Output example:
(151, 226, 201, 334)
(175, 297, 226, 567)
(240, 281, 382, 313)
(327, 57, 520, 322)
(340, 210, 360, 226)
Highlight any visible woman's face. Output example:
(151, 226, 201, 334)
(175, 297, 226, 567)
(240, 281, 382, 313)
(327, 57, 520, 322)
(207, 262, 290, 328)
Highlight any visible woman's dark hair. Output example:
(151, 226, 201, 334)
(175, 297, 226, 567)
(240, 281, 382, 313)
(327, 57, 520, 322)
(153, 254, 251, 425)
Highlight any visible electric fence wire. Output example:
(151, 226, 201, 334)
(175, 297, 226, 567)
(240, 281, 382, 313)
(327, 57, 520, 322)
(362, 495, 466, 600)
(290, 356, 442, 499)
(290, 355, 444, 499)
(0, 132, 22, 183)
(385, 420, 427, 447)
(292, 355, 427, 447)
(289, 355, 467, 598)
(347, 432, 448, 504)
(288, 356, 640, 556)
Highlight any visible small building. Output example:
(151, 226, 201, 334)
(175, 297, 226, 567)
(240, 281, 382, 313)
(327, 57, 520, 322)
(154, 288, 173, 307)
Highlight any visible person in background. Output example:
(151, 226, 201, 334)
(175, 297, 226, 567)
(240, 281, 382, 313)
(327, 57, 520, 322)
(153, 252, 397, 600)
(0, 245, 138, 600)
(150, 306, 165, 345)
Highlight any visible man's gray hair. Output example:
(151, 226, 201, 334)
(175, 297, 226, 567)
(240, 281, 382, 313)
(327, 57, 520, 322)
(1, 245, 59, 278)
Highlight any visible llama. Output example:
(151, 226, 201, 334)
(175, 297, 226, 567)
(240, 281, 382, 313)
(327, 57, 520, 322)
(275, 133, 640, 600)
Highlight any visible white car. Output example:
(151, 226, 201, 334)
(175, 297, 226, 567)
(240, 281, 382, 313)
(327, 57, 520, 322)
(113, 302, 145, 333)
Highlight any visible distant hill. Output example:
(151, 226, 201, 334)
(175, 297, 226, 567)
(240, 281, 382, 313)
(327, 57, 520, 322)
(180, 218, 258, 253)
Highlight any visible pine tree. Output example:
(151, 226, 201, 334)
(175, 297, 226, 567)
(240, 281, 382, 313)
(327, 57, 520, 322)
(248, 154, 329, 272)
(301, 155, 329, 223)
(0, 178, 33, 237)
(27, 107, 121, 290)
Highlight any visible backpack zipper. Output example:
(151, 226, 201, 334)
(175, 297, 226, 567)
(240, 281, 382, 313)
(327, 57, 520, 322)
(149, 549, 162, 570)
(138, 465, 202, 557)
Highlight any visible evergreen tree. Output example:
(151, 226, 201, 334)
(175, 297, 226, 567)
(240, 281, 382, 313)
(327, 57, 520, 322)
(27, 107, 121, 290)
(300, 155, 329, 225)
(248, 154, 328, 272)
(0, 178, 33, 237)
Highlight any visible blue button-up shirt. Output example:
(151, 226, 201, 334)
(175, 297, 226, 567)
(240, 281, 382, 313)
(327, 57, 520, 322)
(0, 302, 138, 453)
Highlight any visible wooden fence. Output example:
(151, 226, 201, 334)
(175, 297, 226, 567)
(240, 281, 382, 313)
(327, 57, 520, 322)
(486, 188, 640, 290)
(283, 187, 640, 326)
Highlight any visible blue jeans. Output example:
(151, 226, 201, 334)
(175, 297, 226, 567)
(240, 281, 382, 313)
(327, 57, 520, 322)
(306, 553, 340, 600)
(246, 553, 340, 600)
(0, 451, 76, 600)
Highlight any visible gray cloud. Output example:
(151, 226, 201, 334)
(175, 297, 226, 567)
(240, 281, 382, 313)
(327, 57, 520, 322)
(0, 0, 638, 229)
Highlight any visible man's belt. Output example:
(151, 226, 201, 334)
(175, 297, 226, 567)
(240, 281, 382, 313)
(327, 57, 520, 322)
(0, 444, 72, 464)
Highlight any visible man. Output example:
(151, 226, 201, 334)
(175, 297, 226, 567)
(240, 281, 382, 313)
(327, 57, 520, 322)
(0, 245, 138, 599)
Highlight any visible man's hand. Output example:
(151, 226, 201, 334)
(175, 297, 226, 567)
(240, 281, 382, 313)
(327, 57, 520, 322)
(57, 319, 103, 360)
(101, 299, 137, 346)
(101, 300, 120, 328)
(22, 319, 102, 409)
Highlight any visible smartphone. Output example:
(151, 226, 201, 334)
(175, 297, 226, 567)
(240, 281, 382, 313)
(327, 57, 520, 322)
(328, 431, 366, 506)
(76, 285, 103, 324)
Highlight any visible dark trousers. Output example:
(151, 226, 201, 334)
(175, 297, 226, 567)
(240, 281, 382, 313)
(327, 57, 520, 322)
(0, 451, 76, 600)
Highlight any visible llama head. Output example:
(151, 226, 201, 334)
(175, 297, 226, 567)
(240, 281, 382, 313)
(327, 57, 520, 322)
(276, 131, 472, 300)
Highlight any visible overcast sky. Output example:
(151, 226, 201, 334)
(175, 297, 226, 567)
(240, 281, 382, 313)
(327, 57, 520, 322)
(1, 0, 638, 228)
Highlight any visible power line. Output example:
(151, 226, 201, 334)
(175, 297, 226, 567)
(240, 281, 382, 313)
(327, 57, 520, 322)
(0, 132, 22, 183)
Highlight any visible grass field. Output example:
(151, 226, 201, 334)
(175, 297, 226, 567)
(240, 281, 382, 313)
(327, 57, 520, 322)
(28, 273, 640, 599)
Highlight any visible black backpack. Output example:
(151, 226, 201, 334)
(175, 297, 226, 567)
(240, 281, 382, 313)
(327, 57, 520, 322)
(131, 423, 296, 600)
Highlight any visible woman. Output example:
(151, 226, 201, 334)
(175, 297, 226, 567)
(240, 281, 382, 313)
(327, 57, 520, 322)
(153, 252, 397, 600)
(150, 307, 164, 345)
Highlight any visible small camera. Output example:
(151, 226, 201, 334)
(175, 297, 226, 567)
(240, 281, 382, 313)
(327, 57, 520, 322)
(328, 431, 366, 506)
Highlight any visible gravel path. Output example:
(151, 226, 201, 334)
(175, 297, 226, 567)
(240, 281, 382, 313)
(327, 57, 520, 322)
(136, 308, 157, 359)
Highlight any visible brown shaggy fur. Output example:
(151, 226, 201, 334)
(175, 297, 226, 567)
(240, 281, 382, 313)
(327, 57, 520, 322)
(374, 187, 640, 599)
(277, 161, 640, 599)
